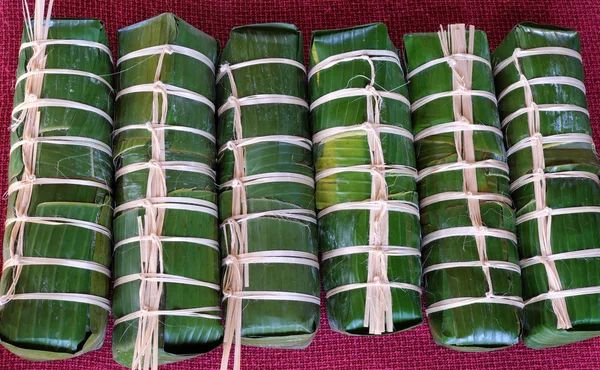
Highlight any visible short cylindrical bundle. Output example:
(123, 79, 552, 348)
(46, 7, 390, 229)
(404, 24, 523, 350)
(111, 13, 222, 368)
(309, 23, 422, 335)
(492, 23, 600, 348)
(0, 3, 113, 361)
(217, 24, 320, 370)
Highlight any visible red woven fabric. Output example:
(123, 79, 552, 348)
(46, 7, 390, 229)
(1, 0, 600, 369)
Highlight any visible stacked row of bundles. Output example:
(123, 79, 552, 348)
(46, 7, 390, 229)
(1, 1, 600, 368)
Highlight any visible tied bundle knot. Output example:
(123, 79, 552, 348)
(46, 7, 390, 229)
(231, 179, 244, 188)
(141, 199, 153, 209)
(147, 159, 162, 169)
(149, 233, 161, 246)
(227, 95, 240, 106)
(223, 255, 239, 266)
(223, 289, 234, 299)
(512, 48, 522, 62)
(153, 81, 166, 92)
(25, 93, 38, 102)
(0, 295, 10, 306)
(446, 56, 458, 68)
(219, 63, 231, 75)
(23, 173, 36, 184)
(226, 141, 238, 151)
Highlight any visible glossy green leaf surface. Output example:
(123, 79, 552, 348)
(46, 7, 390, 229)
(217, 24, 320, 349)
(111, 13, 222, 367)
(492, 22, 600, 349)
(0, 19, 113, 361)
(309, 23, 422, 335)
(405, 29, 522, 351)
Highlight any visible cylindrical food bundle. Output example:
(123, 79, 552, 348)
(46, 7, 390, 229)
(492, 23, 600, 348)
(0, 4, 113, 361)
(111, 13, 222, 368)
(217, 24, 320, 369)
(404, 24, 523, 350)
(309, 23, 422, 335)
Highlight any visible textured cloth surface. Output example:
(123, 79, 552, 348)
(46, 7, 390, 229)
(1, 0, 600, 369)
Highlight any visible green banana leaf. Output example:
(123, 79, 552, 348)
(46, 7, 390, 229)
(309, 23, 422, 335)
(217, 24, 320, 350)
(492, 22, 600, 349)
(0, 19, 113, 360)
(404, 27, 522, 351)
(111, 13, 222, 367)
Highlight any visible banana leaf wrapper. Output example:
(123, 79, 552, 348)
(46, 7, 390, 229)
(492, 22, 600, 348)
(0, 19, 113, 360)
(112, 13, 222, 366)
(217, 24, 320, 349)
(404, 28, 522, 350)
(309, 23, 422, 335)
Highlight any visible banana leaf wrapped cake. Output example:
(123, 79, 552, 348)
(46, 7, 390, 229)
(404, 24, 523, 350)
(111, 13, 222, 368)
(217, 24, 320, 369)
(492, 22, 600, 348)
(0, 4, 113, 361)
(309, 23, 422, 335)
